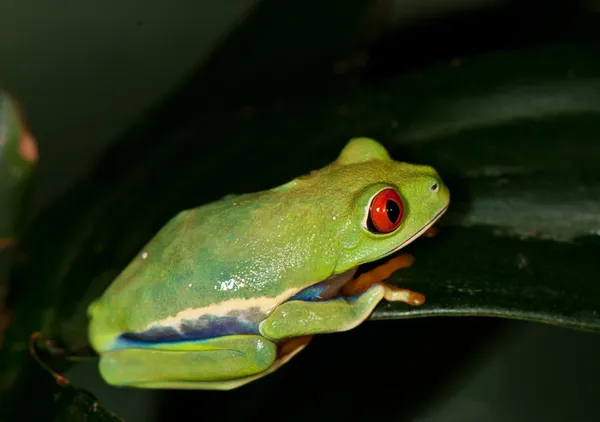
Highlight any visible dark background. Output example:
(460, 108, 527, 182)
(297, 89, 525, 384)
(2, 0, 600, 421)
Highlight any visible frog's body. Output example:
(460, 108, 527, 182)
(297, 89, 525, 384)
(88, 138, 450, 390)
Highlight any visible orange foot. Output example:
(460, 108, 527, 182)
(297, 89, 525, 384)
(341, 254, 425, 306)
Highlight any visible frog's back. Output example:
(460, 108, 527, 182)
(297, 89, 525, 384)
(88, 191, 336, 351)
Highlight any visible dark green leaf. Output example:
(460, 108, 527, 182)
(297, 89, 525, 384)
(372, 227, 600, 332)
(7, 42, 600, 378)
(20, 43, 600, 338)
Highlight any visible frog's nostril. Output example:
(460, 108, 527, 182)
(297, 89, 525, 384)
(429, 182, 439, 193)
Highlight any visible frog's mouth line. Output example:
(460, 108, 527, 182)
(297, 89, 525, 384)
(297, 206, 449, 303)
(375, 205, 449, 262)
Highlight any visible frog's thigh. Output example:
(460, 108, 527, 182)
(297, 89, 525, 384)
(140, 336, 312, 390)
(259, 284, 386, 340)
(98, 334, 277, 390)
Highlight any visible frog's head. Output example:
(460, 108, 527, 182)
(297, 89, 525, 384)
(328, 138, 450, 275)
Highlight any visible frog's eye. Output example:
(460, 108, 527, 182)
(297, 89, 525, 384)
(367, 188, 404, 234)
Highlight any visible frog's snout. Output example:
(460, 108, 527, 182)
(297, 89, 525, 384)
(426, 176, 450, 210)
(438, 182, 450, 206)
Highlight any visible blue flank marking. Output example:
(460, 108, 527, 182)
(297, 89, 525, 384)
(118, 315, 259, 346)
(289, 278, 368, 302)
(289, 282, 331, 301)
(116, 282, 366, 348)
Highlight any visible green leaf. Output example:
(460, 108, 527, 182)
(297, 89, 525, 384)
(8, 45, 600, 363)
(20, 43, 600, 339)
(371, 227, 600, 331)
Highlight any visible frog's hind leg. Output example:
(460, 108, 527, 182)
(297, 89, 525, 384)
(98, 334, 311, 391)
(136, 335, 312, 390)
(98, 334, 279, 390)
(174, 335, 313, 390)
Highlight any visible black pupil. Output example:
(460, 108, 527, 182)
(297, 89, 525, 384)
(385, 199, 400, 223)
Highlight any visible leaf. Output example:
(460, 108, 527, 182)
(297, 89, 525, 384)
(18, 43, 600, 340)
(371, 227, 600, 331)
(7, 43, 600, 366)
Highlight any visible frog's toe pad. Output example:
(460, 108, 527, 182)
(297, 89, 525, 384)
(382, 285, 426, 306)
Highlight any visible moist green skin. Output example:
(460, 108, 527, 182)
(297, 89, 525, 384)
(87, 137, 450, 390)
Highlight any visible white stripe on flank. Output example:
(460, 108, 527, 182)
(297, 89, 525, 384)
(143, 287, 303, 332)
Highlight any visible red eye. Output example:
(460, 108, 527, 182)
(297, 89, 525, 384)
(368, 188, 404, 234)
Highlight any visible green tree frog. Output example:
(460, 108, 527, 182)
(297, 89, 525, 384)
(88, 138, 450, 390)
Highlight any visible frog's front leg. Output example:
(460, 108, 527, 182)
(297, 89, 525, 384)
(341, 253, 425, 305)
(259, 283, 412, 340)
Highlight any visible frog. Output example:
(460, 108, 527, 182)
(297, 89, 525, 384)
(87, 137, 450, 390)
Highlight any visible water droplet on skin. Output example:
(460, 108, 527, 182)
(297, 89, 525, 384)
(141, 252, 148, 259)
(332, 216, 337, 221)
